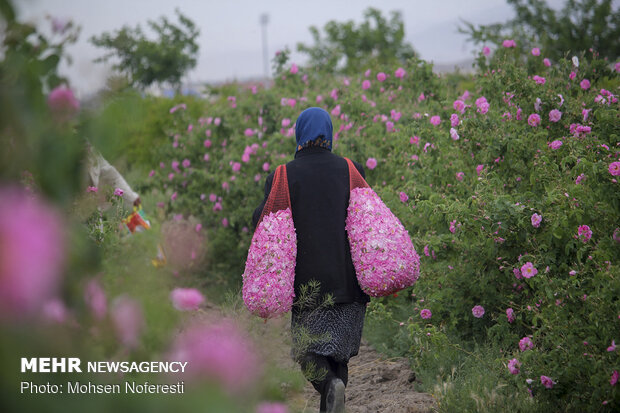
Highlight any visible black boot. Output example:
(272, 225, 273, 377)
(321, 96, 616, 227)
(325, 377, 345, 413)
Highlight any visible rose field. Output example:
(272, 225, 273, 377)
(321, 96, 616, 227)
(1, 8, 620, 412)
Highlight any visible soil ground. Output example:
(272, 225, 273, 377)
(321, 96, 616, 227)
(295, 340, 436, 413)
(217, 302, 437, 413)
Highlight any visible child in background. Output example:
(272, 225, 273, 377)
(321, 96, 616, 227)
(85, 142, 141, 209)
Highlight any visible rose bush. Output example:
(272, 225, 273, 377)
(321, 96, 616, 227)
(144, 46, 619, 409)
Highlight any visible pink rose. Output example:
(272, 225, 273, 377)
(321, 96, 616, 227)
(472, 305, 485, 318)
(420, 309, 432, 319)
(450, 113, 459, 127)
(519, 336, 534, 351)
(453, 100, 466, 113)
(47, 85, 80, 121)
(609, 162, 620, 176)
(521, 262, 538, 278)
(450, 128, 459, 140)
(366, 158, 377, 170)
(514, 267, 523, 280)
(531, 213, 542, 228)
(110, 295, 144, 349)
(577, 225, 592, 242)
(256, 402, 289, 413)
(508, 358, 521, 374)
(84, 279, 107, 320)
(170, 288, 205, 311)
(575, 173, 585, 185)
(506, 308, 515, 323)
(541, 375, 555, 389)
(549, 109, 562, 122)
(449, 220, 458, 233)
(376, 72, 386, 82)
(548, 140, 563, 150)
(580, 79, 591, 90)
(166, 320, 260, 392)
(0, 187, 65, 322)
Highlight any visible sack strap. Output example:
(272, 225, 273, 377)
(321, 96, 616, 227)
(344, 158, 370, 191)
(258, 164, 291, 225)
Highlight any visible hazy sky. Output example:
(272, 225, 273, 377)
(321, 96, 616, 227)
(18, 0, 565, 95)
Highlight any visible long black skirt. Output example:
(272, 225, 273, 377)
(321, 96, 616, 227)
(291, 302, 366, 363)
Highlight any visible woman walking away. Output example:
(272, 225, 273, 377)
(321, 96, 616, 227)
(252, 107, 369, 413)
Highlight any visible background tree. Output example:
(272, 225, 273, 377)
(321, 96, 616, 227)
(90, 9, 199, 91)
(460, 0, 620, 62)
(297, 7, 416, 74)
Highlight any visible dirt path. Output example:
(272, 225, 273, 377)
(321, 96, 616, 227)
(296, 340, 436, 413)
(198, 300, 435, 412)
(241, 309, 436, 413)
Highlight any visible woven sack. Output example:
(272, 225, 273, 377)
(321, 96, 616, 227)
(344, 158, 420, 296)
(242, 165, 297, 318)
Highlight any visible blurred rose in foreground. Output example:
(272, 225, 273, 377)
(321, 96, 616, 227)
(41, 298, 69, 324)
(0, 187, 66, 320)
(84, 278, 107, 320)
(170, 287, 205, 311)
(110, 295, 144, 349)
(161, 218, 207, 271)
(47, 85, 80, 121)
(256, 402, 289, 413)
(167, 320, 260, 393)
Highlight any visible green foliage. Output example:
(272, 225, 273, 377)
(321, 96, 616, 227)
(0, 7, 82, 203)
(1, 6, 305, 411)
(142, 39, 619, 410)
(90, 9, 199, 90)
(461, 0, 620, 62)
(4, 1, 619, 409)
(78, 92, 206, 171)
(297, 7, 416, 74)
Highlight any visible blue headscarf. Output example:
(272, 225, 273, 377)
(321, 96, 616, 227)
(295, 107, 333, 152)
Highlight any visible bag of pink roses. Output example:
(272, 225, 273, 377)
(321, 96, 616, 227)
(344, 158, 420, 296)
(242, 165, 297, 318)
